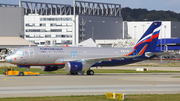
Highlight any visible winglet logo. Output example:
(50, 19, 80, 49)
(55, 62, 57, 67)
(154, 23, 157, 25)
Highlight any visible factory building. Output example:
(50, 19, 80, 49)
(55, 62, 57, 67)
(124, 21, 180, 40)
(96, 21, 180, 49)
(20, 1, 123, 46)
(0, 4, 36, 61)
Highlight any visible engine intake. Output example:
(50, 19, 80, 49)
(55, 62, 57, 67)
(65, 62, 83, 72)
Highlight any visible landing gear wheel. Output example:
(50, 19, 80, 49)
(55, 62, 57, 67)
(87, 70, 90, 75)
(70, 72, 78, 75)
(19, 72, 24, 76)
(87, 70, 94, 75)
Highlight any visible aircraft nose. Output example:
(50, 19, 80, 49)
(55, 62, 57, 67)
(5, 55, 12, 62)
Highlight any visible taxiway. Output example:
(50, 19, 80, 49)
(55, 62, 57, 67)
(0, 73, 180, 98)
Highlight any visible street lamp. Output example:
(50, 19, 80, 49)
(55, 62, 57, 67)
(164, 26, 166, 51)
(142, 25, 145, 33)
(92, 27, 94, 40)
(134, 26, 136, 39)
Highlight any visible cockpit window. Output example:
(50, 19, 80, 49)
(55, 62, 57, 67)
(12, 50, 17, 54)
(14, 50, 24, 56)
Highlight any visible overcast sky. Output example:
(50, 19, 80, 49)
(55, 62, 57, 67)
(1, 0, 180, 13)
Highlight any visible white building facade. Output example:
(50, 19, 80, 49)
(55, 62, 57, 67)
(21, 1, 122, 46)
(123, 21, 171, 40)
(24, 15, 76, 46)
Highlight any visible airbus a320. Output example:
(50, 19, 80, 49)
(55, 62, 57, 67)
(5, 22, 163, 75)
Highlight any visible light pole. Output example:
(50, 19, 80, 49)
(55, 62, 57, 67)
(92, 27, 94, 40)
(134, 26, 136, 39)
(164, 26, 166, 51)
(142, 25, 145, 33)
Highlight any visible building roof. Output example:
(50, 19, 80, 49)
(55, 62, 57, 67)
(0, 37, 36, 46)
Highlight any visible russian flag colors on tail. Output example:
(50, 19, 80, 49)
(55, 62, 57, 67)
(125, 22, 162, 56)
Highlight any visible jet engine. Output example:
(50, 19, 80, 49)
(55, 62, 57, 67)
(41, 65, 64, 71)
(65, 62, 83, 72)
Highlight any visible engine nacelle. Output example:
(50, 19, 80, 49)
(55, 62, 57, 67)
(65, 62, 83, 72)
(41, 65, 64, 71)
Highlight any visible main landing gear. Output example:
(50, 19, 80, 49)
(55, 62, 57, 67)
(86, 70, 94, 75)
(70, 70, 94, 75)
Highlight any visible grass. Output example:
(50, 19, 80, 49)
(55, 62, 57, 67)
(1, 66, 180, 75)
(127, 61, 180, 67)
(1, 94, 180, 101)
(171, 76, 180, 78)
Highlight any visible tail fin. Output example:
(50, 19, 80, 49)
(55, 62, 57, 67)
(125, 22, 162, 56)
(135, 21, 161, 51)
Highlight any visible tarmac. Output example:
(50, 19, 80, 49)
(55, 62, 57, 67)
(0, 62, 180, 98)
(0, 73, 180, 98)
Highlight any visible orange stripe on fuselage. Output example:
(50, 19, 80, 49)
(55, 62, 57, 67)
(123, 49, 135, 56)
(123, 44, 148, 57)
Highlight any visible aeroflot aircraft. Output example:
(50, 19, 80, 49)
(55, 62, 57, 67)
(5, 22, 162, 75)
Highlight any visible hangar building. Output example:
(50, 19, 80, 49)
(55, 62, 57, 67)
(21, 1, 123, 46)
(0, 4, 36, 61)
(124, 21, 180, 40)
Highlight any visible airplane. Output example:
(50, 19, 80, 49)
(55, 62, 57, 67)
(5, 21, 162, 75)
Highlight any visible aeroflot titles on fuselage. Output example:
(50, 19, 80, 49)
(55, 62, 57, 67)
(40, 48, 63, 51)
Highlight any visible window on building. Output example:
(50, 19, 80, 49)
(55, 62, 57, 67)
(66, 35, 72, 38)
(67, 23, 72, 26)
(45, 35, 51, 38)
(40, 42, 45, 45)
(26, 24, 29, 26)
(43, 18, 47, 21)
(62, 18, 66, 21)
(40, 29, 46, 32)
(56, 35, 61, 38)
(50, 23, 56, 26)
(40, 23, 46, 26)
(35, 43, 39, 45)
(61, 35, 65, 38)
(26, 29, 47, 32)
(67, 29, 72, 32)
(26, 23, 35, 27)
(50, 29, 62, 32)
(57, 18, 62, 21)
(29, 35, 35, 38)
(40, 17, 72, 21)
(46, 41, 51, 45)
(26, 35, 30, 38)
(28, 40, 35, 43)
(56, 23, 62, 26)
(61, 40, 72, 44)
(55, 43, 61, 45)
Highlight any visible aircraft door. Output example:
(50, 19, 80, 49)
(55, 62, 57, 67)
(28, 48, 34, 58)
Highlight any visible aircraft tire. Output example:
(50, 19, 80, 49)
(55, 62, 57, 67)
(89, 70, 94, 75)
(87, 70, 94, 75)
(70, 72, 78, 75)
(87, 70, 90, 75)
(19, 72, 24, 76)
